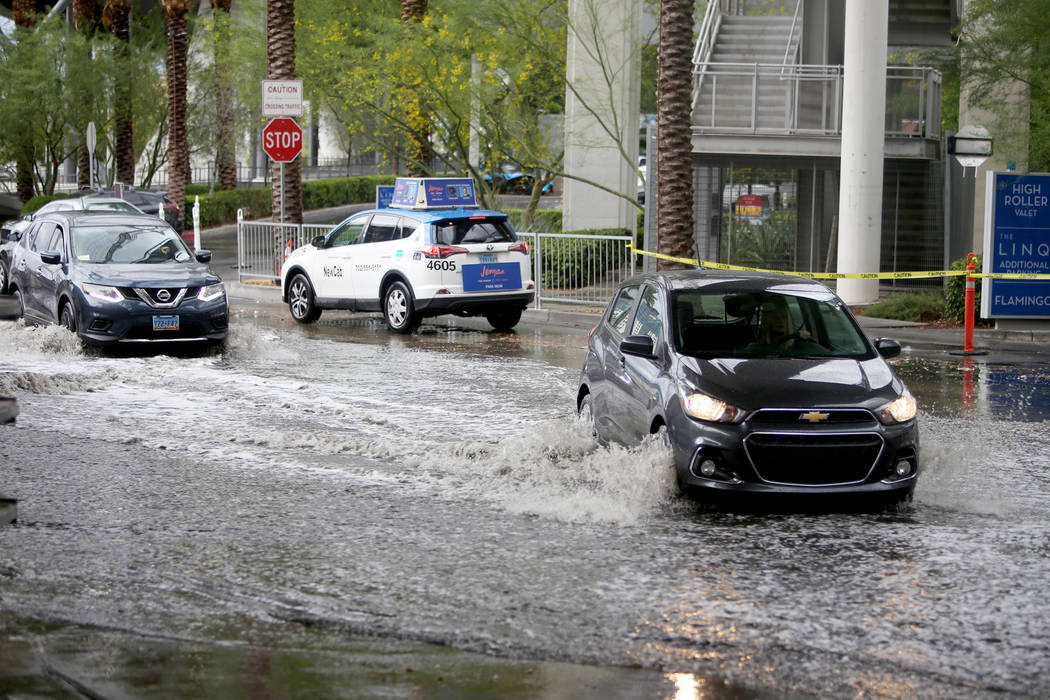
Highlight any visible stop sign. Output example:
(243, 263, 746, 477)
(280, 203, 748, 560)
(262, 117, 303, 162)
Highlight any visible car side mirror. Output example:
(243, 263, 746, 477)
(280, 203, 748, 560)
(40, 251, 61, 265)
(621, 334, 656, 358)
(195, 249, 212, 263)
(874, 337, 902, 358)
(311, 235, 325, 248)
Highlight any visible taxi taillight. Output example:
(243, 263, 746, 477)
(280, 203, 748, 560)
(419, 245, 467, 259)
(509, 242, 529, 254)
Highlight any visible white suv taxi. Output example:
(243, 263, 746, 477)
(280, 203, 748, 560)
(280, 177, 534, 333)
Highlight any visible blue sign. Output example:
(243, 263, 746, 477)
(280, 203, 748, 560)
(983, 172, 1050, 318)
(462, 262, 522, 292)
(389, 177, 477, 210)
(376, 185, 395, 209)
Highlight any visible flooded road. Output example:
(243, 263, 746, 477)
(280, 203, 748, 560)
(2, 299, 1049, 698)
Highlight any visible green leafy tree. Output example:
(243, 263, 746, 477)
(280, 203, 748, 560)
(958, 0, 1050, 171)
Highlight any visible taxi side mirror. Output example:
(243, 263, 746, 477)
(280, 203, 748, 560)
(311, 235, 325, 248)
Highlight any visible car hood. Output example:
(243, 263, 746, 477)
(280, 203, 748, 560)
(73, 263, 220, 288)
(678, 355, 903, 410)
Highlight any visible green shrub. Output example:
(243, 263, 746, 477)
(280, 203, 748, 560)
(540, 228, 631, 289)
(23, 193, 72, 214)
(505, 208, 563, 233)
(945, 254, 984, 323)
(863, 289, 945, 322)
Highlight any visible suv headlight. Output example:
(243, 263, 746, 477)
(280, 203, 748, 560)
(197, 282, 226, 302)
(877, 391, 917, 424)
(682, 390, 740, 423)
(81, 283, 122, 302)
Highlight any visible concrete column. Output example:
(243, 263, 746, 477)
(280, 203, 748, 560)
(835, 0, 888, 304)
(563, 0, 641, 233)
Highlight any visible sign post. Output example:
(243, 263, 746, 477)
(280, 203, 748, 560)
(86, 122, 96, 191)
(261, 117, 303, 224)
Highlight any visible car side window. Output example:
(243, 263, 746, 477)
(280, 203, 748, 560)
(607, 285, 639, 336)
(398, 218, 420, 240)
(31, 222, 57, 253)
(328, 216, 368, 248)
(630, 285, 664, 344)
(363, 214, 399, 244)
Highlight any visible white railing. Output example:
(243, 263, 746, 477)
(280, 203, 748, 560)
(237, 216, 638, 309)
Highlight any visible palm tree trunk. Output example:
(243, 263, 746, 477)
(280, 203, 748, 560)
(74, 0, 96, 189)
(213, 0, 237, 190)
(105, 0, 135, 186)
(12, 0, 36, 203)
(267, 0, 302, 225)
(163, 0, 193, 230)
(656, 0, 695, 269)
(401, 0, 432, 177)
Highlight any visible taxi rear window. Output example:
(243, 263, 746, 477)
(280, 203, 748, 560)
(434, 218, 516, 245)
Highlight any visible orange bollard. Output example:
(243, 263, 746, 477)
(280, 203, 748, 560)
(963, 252, 977, 352)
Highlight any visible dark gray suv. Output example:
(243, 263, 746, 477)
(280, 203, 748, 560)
(577, 269, 919, 507)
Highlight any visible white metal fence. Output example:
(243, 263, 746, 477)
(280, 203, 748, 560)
(237, 216, 638, 309)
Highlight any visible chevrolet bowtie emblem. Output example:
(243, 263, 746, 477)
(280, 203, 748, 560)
(799, 411, 830, 423)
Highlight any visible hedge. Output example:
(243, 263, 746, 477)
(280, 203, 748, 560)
(945, 254, 984, 323)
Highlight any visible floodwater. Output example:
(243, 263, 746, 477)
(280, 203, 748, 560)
(1, 307, 1049, 698)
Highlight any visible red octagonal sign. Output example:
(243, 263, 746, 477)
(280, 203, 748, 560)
(262, 117, 303, 163)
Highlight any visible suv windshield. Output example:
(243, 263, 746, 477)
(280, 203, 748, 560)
(72, 225, 193, 264)
(433, 217, 516, 245)
(672, 289, 872, 358)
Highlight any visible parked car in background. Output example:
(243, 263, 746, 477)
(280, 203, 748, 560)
(0, 217, 32, 294)
(33, 195, 144, 217)
(5, 211, 227, 345)
(83, 187, 183, 233)
(577, 269, 919, 509)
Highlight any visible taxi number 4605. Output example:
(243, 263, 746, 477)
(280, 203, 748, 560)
(426, 260, 457, 271)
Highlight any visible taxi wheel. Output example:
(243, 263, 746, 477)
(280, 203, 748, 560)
(60, 302, 77, 332)
(485, 306, 522, 332)
(383, 281, 419, 334)
(288, 274, 321, 324)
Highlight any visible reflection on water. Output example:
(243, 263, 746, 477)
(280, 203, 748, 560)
(893, 357, 1050, 421)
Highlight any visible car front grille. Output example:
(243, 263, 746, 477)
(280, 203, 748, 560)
(749, 408, 878, 428)
(119, 287, 198, 309)
(744, 431, 884, 486)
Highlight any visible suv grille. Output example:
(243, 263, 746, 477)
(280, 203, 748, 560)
(120, 287, 193, 308)
(744, 432, 884, 486)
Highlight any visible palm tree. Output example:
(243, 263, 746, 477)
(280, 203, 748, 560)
(213, 0, 237, 190)
(267, 0, 303, 224)
(73, 0, 96, 189)
(104, 0, 135, 186)
(655, 0, 695, 268)
(401, 0, 432, 176)
(162, 0, 193, 230)
(12, 0, 35, 202)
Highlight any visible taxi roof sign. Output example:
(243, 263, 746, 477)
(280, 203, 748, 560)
(389, 177, 478, 210)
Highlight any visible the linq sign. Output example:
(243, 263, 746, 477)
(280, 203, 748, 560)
(983, 172, 1050, 318)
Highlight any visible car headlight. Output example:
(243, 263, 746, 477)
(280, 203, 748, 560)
(682, 390, 740, 423)
(197, 282, 226, 302)
(81, 283, 122, 302)
(877, 391, 917, 424)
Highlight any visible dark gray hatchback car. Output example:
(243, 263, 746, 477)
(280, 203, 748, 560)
(577, 269, 919, 507)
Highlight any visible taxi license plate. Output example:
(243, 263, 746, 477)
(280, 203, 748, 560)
(153, 315, 179, 331)
(479, 253, 498, 263)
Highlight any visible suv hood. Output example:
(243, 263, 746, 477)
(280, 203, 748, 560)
(74, 263, 220, 288)
(679, 355, 903, 410)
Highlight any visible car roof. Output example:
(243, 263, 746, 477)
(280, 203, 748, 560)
(34, 210, 173, 226)
(624, 268, 836, 296)
(349, 207, 510, 225)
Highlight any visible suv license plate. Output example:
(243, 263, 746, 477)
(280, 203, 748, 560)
(153, 315, 179, 331)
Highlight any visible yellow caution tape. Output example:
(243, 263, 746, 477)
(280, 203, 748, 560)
(624, 244, 1050, 281)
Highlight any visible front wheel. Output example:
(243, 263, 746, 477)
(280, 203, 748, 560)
(288, 274, 321, 324)
(0, 261, 7, 294)
(485, 306, 522, 332)
(60, 302, 77, 333)
(383, 281, 419, 334)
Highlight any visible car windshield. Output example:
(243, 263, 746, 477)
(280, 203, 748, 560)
(433, 217, 516, 245)
(672, 288, 872, 359)
(71, 225, 193, 264)
(84, 201, 140, 213)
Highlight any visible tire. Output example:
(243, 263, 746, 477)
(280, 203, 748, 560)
(287, 273, 321, 324)
(0, 261, 7, 294)
(12, 288, 24, 317)
(60, 302, 77, 333)
(485, 306, 522, 332)
(383, 281, 419, 334)
(578, 393, 600, 442)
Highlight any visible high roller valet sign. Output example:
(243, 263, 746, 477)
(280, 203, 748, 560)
(982, 172, 1050, 318)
